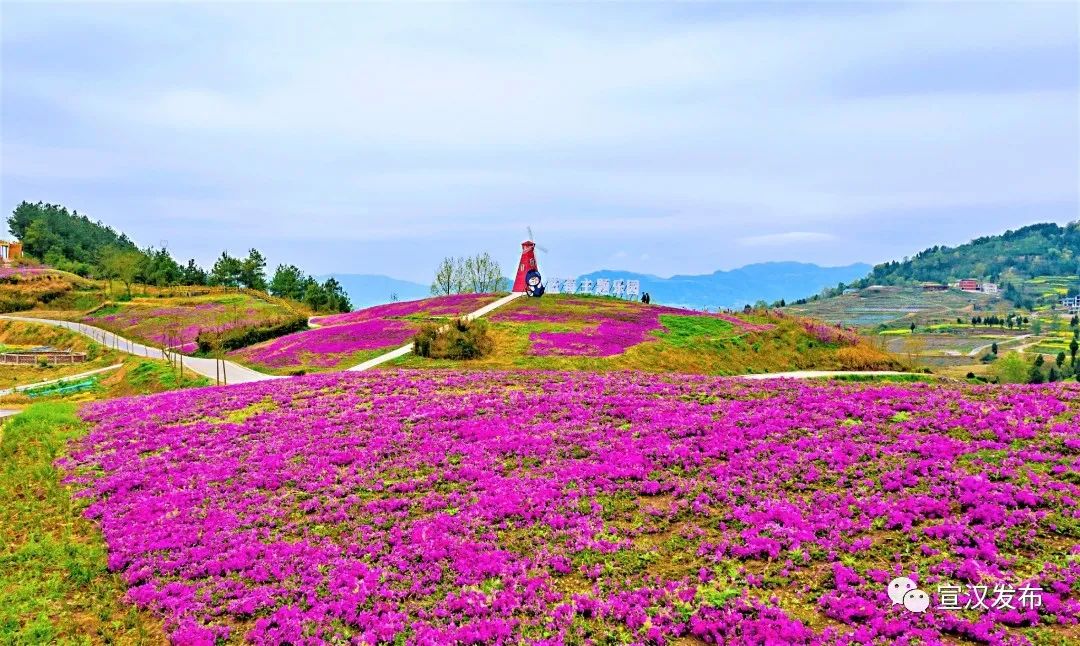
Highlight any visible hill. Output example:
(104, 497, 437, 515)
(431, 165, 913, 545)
(578, 261, 872, 309)
(852, 222, 1079, 297)
(228, 293, 900, 375)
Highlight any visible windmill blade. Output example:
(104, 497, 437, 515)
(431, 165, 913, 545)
(536, 244, 549, 253)
(526, 225, 535, 241)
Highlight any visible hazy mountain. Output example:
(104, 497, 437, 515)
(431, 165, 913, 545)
(320, 274, 429, 309)
(577, 262, 873, 309)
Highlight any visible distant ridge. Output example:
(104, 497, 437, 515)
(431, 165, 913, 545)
(578, 262, 872, 309)
(324, 263, 871, 311)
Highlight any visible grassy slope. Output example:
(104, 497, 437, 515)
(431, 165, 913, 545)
(74, 293, 304, 350)
(1, 320, 209, 399)
(0, 403, 163, 644)
(394, 294, 901, 374)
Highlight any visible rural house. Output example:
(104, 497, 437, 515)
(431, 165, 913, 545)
(0, 240, 22, 263)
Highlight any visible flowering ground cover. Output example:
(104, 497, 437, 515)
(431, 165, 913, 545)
(63, 372, 1079, 644)
(396, 295, 898, 375)
(310, 293, 501, 327)
(0, 265, 52, 279)
(234, 294, 503, 373)
(81, 294, 299, 353)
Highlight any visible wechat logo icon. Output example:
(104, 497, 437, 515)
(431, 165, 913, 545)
(888, 577, 930, 613)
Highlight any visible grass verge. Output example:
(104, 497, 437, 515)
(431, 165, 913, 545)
(0, 403, 162, 644)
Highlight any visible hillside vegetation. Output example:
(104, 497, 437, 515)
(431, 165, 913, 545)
(7, 201, 350, 313)
(389, 294, 900, 375)
(850, 222, 1079, 302)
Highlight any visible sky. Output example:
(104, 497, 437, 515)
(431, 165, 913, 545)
(2, 2, 1078, 283)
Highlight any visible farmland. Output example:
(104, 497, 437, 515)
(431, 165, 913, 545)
(48, 371, 1080, 644)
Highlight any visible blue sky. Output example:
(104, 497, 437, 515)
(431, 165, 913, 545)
(2, 2, 1077, 283)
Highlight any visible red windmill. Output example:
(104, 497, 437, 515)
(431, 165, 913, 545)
(512, 227, 547, 296)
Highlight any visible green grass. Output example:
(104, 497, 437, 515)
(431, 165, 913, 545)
(126, 359, 210, 390)
(0, 403, 160, 643)
(653, 314, 737, 348)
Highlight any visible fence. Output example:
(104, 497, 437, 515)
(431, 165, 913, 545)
(0, 351, 87, 365)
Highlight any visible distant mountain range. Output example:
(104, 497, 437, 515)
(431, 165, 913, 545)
(326, 261, 871, 310)
(578, 262, 872, 309)
(318, 274, 430, 309)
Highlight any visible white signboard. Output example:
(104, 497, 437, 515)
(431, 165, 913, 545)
(578, 279, 593, 294)
(612, 279, 626, 298)
(595, 278, 611, 296)
(626, 280, 640, 297)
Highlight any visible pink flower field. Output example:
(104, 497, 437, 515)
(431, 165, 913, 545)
(491, 297, 776, 357)
(62, 372, 1080, 644)
(82, 297, 297, 351)
(236, 294, 503, 372)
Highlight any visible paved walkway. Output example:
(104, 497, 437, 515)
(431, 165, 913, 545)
(0, 363, 123, 396)
(347, 292, 524, 372)
(740, 370, 925, 380)
(0, 316, 275, 384)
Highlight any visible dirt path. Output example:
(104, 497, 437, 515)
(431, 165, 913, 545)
(967, 334, 1032, 357)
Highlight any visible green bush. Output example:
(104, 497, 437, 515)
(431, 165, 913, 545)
(195, 315, 308, 353)
(413, 318, 494, 360)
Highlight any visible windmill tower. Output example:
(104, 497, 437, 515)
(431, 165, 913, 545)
(512, 227, 546, 296)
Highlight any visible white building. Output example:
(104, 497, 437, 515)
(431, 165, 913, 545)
(980, 282, 999, 294)
(1062, 296, 1080, 314)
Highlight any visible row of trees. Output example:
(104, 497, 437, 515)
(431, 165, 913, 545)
(7, 201, 351, 313)
(267, 265, 351, 313)
(430, 253, 507, 296)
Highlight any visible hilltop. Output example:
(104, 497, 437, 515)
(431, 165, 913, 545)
(229, 293, 901, 376)
(849, 222, 1079, 304)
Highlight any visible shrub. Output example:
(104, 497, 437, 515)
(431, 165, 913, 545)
(413, 318, 493, 360)
(195, 315, 309, 353)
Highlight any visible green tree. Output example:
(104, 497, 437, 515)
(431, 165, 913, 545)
(181, 259, 208, 285)
(239, 249, 267, 291)
(321, 277, 352, 313)
(210, 252, 243, 288)
(992, 352, 1029, 384)
(269, 264, 307, 300)
(99, 247, 144, 298)
(1029, 365, 1045, 384)
(431, 257, 457, 296)
(1070, 337, 1079, 366)
(991, 342, 998, 355)
(1057, 351, 1067, 368)
(1035, 354, 1045, 368)
(302, 278, 328, 311)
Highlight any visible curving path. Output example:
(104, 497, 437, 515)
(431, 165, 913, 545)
(346, 292, 524, 372)
(0, 315, 276, 384)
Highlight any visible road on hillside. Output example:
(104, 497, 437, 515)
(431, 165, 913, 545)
(739, 370, 926, 380)
(0, 315, 275, 384)
(967, 334, 1033, 358)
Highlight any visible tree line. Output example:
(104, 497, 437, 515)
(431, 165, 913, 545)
(7, 201, 350, 312)
(430, 253, 508, 295)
